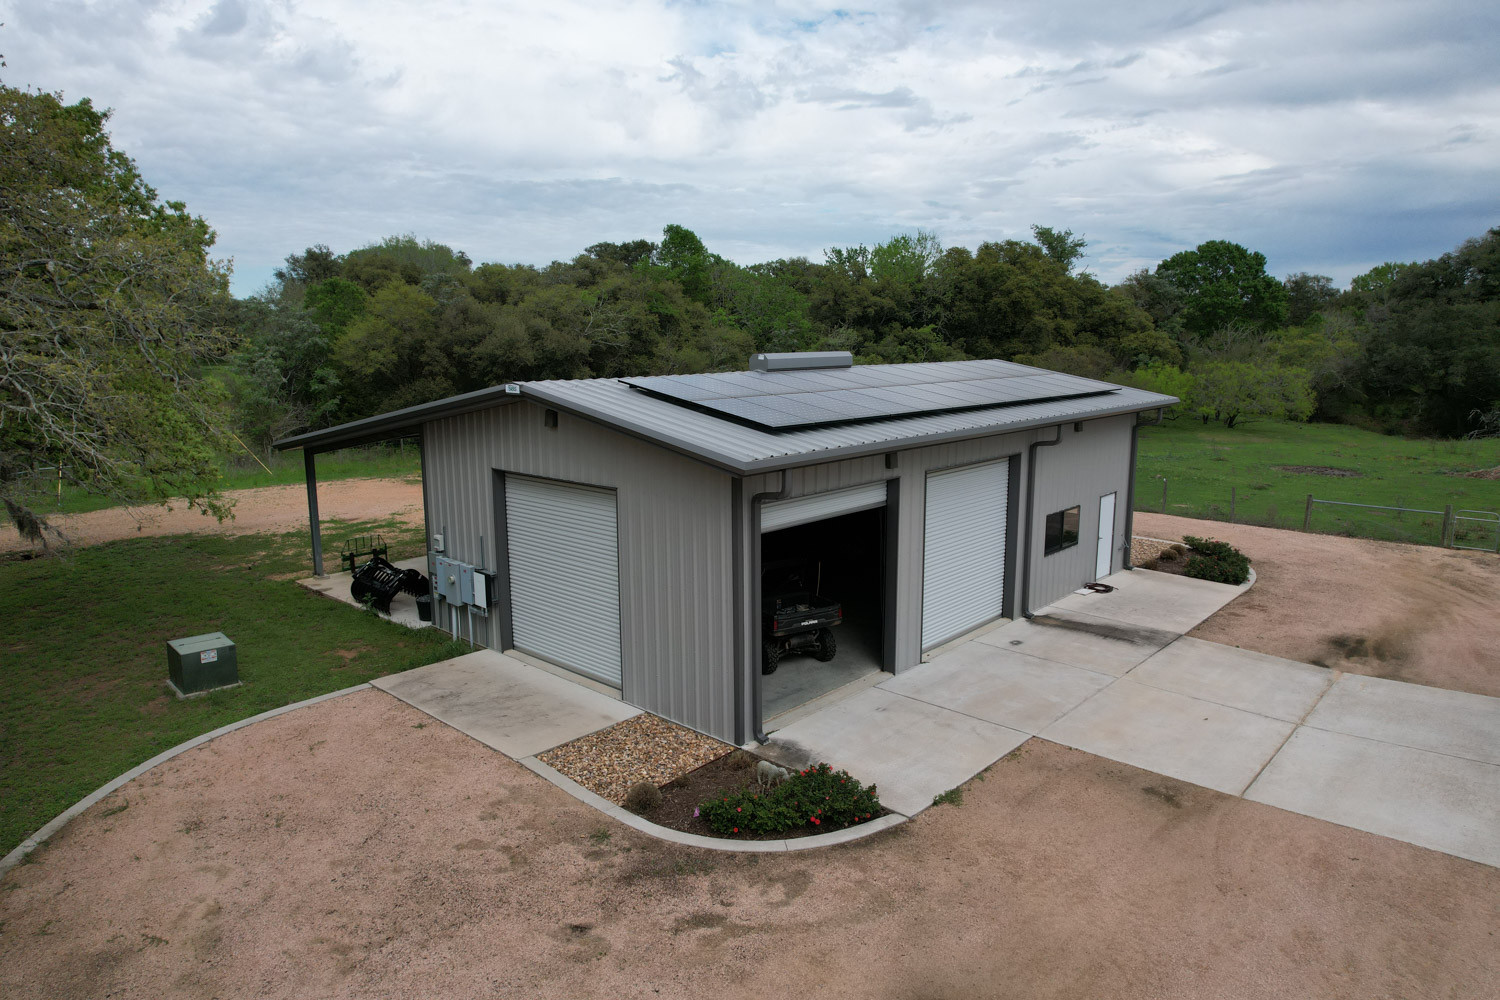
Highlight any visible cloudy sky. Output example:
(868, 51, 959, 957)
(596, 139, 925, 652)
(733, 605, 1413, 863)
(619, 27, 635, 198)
(7, 0, 1498, 296)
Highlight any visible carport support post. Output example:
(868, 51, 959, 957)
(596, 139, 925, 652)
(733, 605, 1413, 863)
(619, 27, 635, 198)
(304, 449, 325, 577)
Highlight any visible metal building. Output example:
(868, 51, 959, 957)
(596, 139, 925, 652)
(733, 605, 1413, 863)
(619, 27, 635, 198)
(275, 354, 1175, 745)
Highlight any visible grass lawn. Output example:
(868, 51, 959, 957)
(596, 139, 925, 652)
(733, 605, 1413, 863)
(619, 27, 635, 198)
(1136, 420, 1500, 546)
(0, 516, 464, 857)
(32, 443, 422, 517)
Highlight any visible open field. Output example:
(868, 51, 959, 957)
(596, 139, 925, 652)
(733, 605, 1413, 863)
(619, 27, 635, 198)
(19, 443, 422, 518)
(0, 477, 425, 554)
(1136, 420, 1500, 546)
(0, 518, 463, 857)
(3, 691, 1495, 999)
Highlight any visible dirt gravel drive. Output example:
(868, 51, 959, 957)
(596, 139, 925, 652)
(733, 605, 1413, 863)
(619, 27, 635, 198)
(0, 478, 425, 553)
(3, 689, 1496, 1000)
(1136, 512, 1500, 697)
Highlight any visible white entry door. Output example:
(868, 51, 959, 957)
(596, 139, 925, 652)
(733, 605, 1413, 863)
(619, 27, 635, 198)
(1096, 492, 1117, 580)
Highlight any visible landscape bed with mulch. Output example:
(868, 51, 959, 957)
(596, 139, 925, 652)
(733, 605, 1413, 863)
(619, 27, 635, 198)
(539, 716, 887, 841)
(649, 751, 890, 841)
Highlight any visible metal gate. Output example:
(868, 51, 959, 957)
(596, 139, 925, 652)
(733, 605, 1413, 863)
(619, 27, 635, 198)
(1453, 509, 1500, 551)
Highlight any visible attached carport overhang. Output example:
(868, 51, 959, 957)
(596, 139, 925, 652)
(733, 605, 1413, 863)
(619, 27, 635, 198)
(272, 385, 525, 575)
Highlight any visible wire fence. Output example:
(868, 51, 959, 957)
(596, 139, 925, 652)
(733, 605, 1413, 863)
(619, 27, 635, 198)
(1136, 479, 1500, 551)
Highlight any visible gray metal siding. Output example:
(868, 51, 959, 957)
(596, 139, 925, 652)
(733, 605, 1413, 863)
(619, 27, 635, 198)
(734, 414, 1139, 729)
(423, 401, 737, 740)
(1028, 415, 1135, 610)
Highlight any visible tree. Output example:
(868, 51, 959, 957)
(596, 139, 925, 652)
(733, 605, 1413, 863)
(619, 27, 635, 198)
(1283, 272, 1336, 325)
(1347, 261, 1411, 297)
(1155, 240, 1288, 337)
(1192, 361, 1314, 428)
(1355, 229, 1500, 435)
(303, 277, 368, 338)
(1119, 362, 1197, 418)
(1, 85, 234, 545)
(654, 224, 712, 304)
(274, 244, 340, 287)
(1030, 225, 1087, 274)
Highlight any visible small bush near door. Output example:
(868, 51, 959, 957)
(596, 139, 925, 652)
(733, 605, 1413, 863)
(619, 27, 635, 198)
(1182, 535, 1252, 585)
(698, 762, 881, 836)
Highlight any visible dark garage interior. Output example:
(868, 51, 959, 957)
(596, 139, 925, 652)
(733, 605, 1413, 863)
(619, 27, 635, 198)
(759, 506, 886, 723)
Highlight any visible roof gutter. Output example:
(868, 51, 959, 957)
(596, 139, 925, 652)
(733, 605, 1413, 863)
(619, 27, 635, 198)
(1121, 408, 1164, 570)
(1019, 425, 1064, 619)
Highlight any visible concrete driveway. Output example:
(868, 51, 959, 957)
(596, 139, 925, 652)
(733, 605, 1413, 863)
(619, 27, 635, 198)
(761, 569, 1500, 868)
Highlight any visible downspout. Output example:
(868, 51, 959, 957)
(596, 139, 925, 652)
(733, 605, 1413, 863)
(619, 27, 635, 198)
(1121, 408, 1164, 571)
(746, 471, 790, 744)
(1020, 425, 1064, 619)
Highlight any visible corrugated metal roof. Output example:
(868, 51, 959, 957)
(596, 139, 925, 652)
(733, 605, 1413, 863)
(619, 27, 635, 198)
(274, 359, 1176, 474)
(524, 374, 1175, 474)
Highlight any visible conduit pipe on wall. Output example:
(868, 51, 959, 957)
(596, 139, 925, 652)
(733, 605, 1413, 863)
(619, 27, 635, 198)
(1121, 408, 1164, 570)
(1020, 425, 1064, 619)
(745, 471, 790, 745)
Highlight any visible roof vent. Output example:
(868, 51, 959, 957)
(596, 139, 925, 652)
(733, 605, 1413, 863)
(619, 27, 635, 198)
(748, 351, 854, 372)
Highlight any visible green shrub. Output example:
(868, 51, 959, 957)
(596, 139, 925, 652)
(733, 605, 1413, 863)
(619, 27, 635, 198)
(698, 762, 880, 836)
(1181, 535, 1251, 585)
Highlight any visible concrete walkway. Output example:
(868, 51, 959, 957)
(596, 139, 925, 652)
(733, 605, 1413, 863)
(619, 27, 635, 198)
(761, 569, 1500, 868)
(372, 650, 640, 757)
(299, 556, 431, 630)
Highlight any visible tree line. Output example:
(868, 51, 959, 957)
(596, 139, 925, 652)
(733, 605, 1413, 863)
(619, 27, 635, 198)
(4, 80, 1497, 543)
(230, 223, 1500, 450)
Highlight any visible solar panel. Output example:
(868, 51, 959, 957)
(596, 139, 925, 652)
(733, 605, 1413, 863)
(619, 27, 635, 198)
(622, 360, 1120, 430)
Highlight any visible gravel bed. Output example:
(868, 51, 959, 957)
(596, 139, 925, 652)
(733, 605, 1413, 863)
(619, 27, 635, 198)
(537, 713, 732, 804)
(1130, 535, 1176, 565)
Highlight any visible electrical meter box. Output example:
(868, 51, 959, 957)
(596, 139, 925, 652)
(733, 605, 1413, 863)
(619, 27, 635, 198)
(166, 632, 238, 697)
(432, 556, 494, 615)
(433, 555, 473, 605)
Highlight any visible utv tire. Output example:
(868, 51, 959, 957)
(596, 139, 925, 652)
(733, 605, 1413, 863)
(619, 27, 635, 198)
(813, 628, 837, 662)
(762, 641, 782, 675)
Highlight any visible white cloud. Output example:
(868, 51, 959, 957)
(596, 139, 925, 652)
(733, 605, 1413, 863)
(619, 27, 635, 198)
(5, 0, 1496, 294)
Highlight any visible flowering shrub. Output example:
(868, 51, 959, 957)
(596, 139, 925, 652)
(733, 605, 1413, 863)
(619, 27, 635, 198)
(697, 762, 881, 836)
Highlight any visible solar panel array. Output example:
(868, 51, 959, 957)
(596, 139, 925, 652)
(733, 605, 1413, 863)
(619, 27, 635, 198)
(621, 360, 1120, 430)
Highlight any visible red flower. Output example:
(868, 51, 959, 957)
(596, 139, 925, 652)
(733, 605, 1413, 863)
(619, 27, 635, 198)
(733, 827, 738, 833)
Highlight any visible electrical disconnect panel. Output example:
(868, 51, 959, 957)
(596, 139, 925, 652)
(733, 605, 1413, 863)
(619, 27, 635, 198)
(432, 555, 493, 615)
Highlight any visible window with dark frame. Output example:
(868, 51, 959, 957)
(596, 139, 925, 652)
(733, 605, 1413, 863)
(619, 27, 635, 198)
(1044, 505, 1081, 555)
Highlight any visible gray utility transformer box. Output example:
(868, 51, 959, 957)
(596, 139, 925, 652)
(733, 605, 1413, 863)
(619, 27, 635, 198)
(166, 632, 238, 696)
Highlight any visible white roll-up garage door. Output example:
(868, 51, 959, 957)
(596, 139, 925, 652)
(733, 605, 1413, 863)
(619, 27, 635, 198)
(922, 459, 1009, 650)
(761, 481, 887, 533)
(505, 475, 623, 687)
